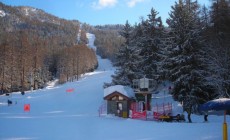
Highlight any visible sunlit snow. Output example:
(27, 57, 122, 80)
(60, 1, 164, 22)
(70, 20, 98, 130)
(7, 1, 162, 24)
(0, 10, 6, 17)
(0, 33, 228, 140)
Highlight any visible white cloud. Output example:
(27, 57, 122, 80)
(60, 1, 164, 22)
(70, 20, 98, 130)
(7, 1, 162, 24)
(92, 0, 118, 9)
(127, 0, 145, 8)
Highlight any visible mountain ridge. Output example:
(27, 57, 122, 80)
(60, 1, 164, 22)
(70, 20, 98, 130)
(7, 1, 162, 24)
(0, 2, 81, 31)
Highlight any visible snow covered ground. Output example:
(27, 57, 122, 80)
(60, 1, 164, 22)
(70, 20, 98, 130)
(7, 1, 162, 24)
(0, 33, 229, 140)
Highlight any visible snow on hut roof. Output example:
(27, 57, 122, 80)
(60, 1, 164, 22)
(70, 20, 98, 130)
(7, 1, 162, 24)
(104, 85, 135, 98)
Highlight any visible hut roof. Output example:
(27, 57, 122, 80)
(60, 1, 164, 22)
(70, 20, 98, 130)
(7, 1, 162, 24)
(104, 85, 135, 99)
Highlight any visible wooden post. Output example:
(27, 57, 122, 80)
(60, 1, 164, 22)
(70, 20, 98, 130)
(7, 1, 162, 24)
(223, 110, 228, 140)
(145, 94, 147, 120)
(156, 103, 158, 113)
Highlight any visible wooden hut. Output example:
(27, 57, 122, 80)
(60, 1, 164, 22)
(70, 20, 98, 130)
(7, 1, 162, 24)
(104, 85, 135, 118)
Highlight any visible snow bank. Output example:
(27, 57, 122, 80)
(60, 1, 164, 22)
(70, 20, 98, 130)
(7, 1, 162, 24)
(45, 79, 59, 89)
(212, 98, 230, 103)
(151, 81, 183, 115)
(86, 33, 96, 51)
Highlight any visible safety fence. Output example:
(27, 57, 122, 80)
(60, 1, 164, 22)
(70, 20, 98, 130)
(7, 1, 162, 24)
(98, 101, 107, 117)
(130, 102, 172, 120)
(152, 102, 172, 115)
(99, 101, 172, 120)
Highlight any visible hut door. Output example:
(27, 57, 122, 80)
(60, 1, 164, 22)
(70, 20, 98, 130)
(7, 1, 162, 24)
(117, 102, 123, 117)
(117, 102, 123, 111)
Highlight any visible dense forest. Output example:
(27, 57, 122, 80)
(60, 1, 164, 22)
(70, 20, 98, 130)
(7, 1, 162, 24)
(101, 0, 230, 122)
(92, 24, 124, 62)
(0, 3, 98, 94)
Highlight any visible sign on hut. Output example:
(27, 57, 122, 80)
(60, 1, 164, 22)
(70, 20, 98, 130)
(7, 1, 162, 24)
(104, 85, 135, 118)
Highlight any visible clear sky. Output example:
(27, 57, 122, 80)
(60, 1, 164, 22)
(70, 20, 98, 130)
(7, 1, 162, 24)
(0, 0, 210, 26)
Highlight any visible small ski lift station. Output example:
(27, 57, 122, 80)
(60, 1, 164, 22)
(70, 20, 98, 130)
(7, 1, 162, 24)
(132, 77, 156, 111)
(132, 77, 156, 93)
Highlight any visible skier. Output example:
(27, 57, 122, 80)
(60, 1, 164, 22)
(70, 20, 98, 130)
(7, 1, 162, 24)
(204, 112, 208, 122)
(7, 99, 12, 106)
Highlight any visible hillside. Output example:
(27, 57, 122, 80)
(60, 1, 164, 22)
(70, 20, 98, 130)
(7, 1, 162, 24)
(0, 2, 80, 28)
(0, 2, 98, 94)
(0, 2, 81, 46)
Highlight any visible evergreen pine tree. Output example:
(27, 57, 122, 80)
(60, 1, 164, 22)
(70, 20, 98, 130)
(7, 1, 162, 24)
(165, 0, 209, 122)
(137, 8, 163, 80)
(105, 21, 140, 87)
(210, 0, 230, 37)
(206, 0, 230, 98)
(200, 5, 210, 29)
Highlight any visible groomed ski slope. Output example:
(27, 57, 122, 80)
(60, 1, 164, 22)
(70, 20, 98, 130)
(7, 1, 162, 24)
(0, 33, 229, 140)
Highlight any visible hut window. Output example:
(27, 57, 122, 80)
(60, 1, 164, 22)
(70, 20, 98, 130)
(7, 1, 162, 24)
(118, 96, 123, 100)
(132, 79, 139, 89)
(111, 96, 116, 100)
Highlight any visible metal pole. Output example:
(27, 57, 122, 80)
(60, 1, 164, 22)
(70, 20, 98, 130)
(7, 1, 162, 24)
(145, 94, 147, 120)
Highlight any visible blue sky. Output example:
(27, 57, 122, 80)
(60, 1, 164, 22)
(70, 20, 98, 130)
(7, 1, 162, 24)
(0, 0, 210, 26)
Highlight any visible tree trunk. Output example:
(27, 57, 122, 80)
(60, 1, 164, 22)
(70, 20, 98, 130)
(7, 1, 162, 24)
(1, 44, 6, 94)
(188, 112, 192, 123)
(204, 114, 208, 122)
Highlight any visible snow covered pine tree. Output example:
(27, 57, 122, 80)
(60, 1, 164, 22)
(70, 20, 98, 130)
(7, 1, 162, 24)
(163, 0, 210, 123)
